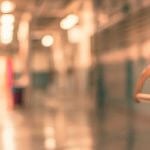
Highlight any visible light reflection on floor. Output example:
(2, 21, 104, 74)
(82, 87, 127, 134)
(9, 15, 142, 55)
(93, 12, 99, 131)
(0, 87, 94, 150)
(1, 86, 150, 150)
(2, 116, 16, 150)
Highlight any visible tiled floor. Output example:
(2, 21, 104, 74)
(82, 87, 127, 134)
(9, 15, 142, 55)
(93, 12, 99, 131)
(0, 86, 150, 150)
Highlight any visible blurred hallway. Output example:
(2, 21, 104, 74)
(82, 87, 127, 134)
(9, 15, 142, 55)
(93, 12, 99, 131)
(1, 84, 150, 150)
(0, 0, 149, 150)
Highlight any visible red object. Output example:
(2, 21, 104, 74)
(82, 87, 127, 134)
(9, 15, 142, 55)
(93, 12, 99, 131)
(6, 58, 13, 89)
(6, 57, 14, 109)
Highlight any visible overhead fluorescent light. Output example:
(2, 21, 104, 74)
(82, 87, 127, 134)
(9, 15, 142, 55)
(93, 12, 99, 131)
(60, 14, 79, 30)
(41, 35, 54, 47)
(0, 1, 16, 13)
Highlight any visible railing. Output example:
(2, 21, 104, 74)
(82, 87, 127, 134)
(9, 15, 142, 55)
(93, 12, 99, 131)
(135, 65, 150, 103)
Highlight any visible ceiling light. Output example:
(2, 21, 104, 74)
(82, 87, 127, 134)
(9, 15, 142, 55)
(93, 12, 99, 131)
(0, 14, 15, 24)
(0, 1, 16, 13)
(60, 14, 79, 30)
(41, 35, 54, 47)
(0, 14, 15, 44)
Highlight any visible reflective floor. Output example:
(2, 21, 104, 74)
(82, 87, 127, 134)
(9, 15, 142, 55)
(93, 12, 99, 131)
(0, 84, 150, 150)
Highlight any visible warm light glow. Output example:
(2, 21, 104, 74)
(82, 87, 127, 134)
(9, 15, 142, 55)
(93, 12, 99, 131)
(60, 14, 79, 30)
(1, 25, 13, 44)
(2, 118, 16, 150)
(0, 1, 15, 13)
(44, 138, 56, 149)
(0, 14, 15, 44)
(2, 127, 16, 150)
(68, 26, 82, 43)
(1, 14, 15, 24)
(41, 35, 54, 47)
(44, 126, 56, 149)
(17, 13, 30, 59)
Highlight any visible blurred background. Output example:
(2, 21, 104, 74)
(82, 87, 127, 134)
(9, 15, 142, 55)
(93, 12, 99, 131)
(0, 0, 150, 150)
